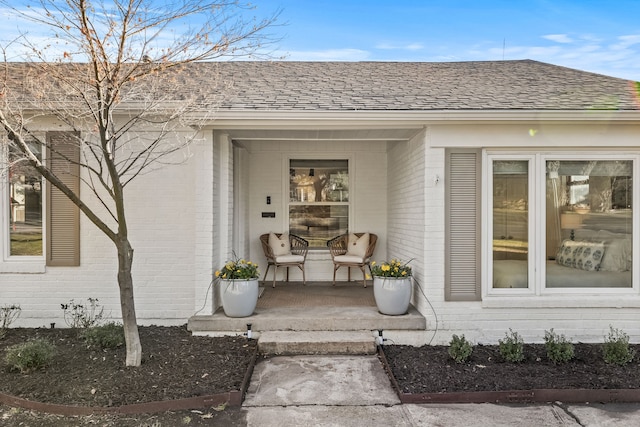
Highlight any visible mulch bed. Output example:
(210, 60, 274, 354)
(381, 343, 640, 403)
(0, 326, 256, 408)
(3, 326, 640, 424)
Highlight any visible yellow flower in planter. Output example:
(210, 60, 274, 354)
(216, 255, 259, 280)
(371, 258, 412, 278)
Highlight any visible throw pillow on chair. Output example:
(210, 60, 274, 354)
(346, 232, 369, 258)
(269, 232, 290, 256)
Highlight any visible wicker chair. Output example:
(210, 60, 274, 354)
(260, 233, 309, 288)
(327, 232, 377, 287)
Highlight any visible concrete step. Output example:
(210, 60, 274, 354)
(258, 330, 377, 355)
(188, 305, 426, 333)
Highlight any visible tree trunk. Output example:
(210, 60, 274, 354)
(117, 237, 142, 367)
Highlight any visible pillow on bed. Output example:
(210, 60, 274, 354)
(600, 238, 632, 272)
(556, 240, 605, 271)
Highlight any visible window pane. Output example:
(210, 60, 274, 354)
(9, 144, 42, 256)
(492, 160, 529, 289)
(289, 205, 349, 248)
(546, 160, 632, 288)
(289, 159, 349, 248)
(290, 160, 348, 202)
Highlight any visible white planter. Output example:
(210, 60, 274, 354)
(220, 278, 259, 318)
(373, 276, 412, 315)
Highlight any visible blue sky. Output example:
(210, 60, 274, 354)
(1, 0, 638, 80)
(254, 0, 640, 80)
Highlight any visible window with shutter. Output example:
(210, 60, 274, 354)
(445, 149, 481, 301)
(46, 131, 80, 266)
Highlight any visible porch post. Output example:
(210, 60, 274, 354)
(193, 130, 215, 315)
(211, 132, 234, 311)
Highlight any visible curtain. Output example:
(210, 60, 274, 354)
(546, 161, 562, 258)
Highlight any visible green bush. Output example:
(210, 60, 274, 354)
(448, 334, 473, 363)
(499, 329, 525, 363)
(544, 329, 574, 364)
(603, 326, 635, 365)
(81, 322, 125, 349)
(5, 338, 56, 373)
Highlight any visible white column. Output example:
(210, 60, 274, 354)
(193, 130, 215, 315)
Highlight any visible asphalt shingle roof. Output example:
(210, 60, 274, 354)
(204, 60, 640, 111)
(7, 60, 640, 112)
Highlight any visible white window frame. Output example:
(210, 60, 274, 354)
(483, 151, 639, 299)
(0, 138, 46, 273)
(284, 154, 353, 250)
(484, 154, 536, 297)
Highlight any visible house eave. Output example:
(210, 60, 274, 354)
(194, 109, 640, 129)
(18, 106, 640, 125)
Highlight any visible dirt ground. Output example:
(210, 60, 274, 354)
(0, 325, 255, 426)
(1, 326, 639, 425)
(382, 343, 640, 394)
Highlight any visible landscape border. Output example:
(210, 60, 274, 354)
(377, 346, 640, 404)
(0, 345, 258, 416)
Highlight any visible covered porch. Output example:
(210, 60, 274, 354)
(188, 281, 427, 347)
(217, 125, 430, 284)
(191, 122, 434, 344)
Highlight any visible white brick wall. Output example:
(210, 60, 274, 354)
(4, 120, 640, 345)
(211, 132, 235, 311)
(3, 129, 201, 327)
(411, 125, 640, 345)
(193, 132, 215, 315)
(423, 303, 640, 346)
(387, 131, 426, 275)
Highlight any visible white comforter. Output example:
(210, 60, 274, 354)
(493, 260, 632, 288)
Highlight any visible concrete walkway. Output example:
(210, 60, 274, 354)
(241, 354, 640, 427)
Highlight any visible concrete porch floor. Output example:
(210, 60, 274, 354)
(187, 281, 427, 336)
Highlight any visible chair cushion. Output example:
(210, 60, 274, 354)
(275, 254, 304, 263)
(269, 232, 290, 256)
(346, 233, 369, 258)
(334, 254, 365, 264)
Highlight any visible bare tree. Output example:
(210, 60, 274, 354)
(0, 0, 278, 366)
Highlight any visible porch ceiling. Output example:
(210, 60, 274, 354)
(223, 128, 423, 142)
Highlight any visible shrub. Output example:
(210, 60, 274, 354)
(544, 329, 574, 364)
(499, 328, 525, 363)
(0, 304, 21, 339)
(81, 322, 125, 349)
(5, 338, 56, 373)
(448, 334, 473, 363)
(603, 326, 635, 365)
(60, 298, 104, 329)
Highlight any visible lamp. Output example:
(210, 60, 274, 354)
(560, 213, 583, 241)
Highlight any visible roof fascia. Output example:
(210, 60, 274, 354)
(194, 110, 640, 129)
(18, 108, 640, 128)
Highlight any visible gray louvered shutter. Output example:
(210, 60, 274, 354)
(445, 149, 481, 301)
(46, 131, 80, 266)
